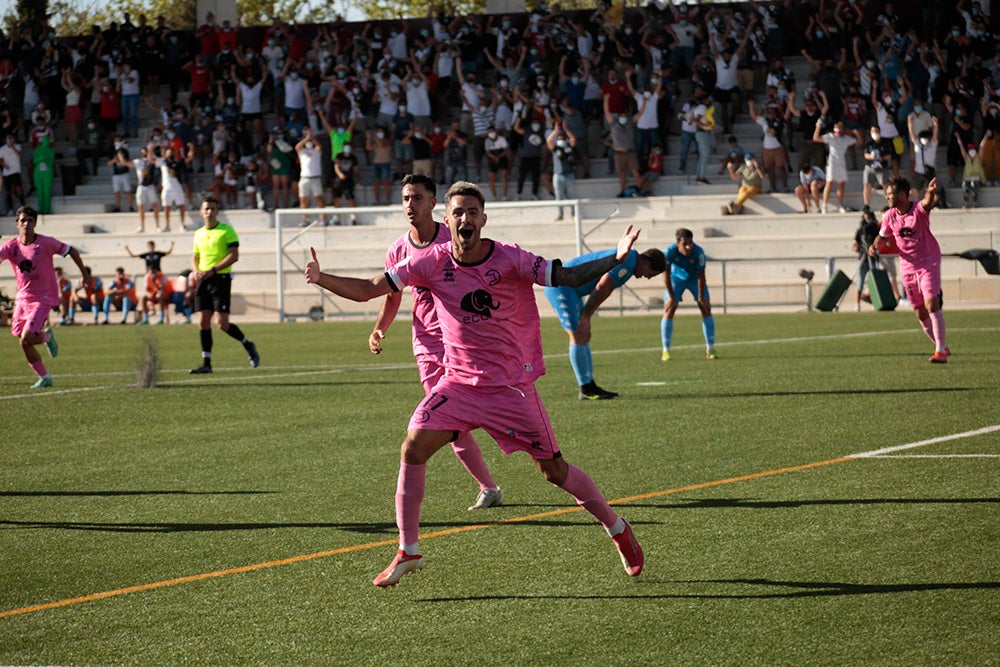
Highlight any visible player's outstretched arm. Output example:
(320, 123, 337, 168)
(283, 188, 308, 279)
(305, 247, 393, 303)
(552, 225, 639, 288)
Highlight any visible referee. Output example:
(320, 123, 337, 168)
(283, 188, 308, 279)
(189, 196, 260, 373)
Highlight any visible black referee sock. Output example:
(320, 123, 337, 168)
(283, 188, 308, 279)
(226, 324, 248, 345)
(199, 329, 213, 365)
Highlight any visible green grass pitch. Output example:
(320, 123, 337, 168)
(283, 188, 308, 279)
(1, 309, 998, 666)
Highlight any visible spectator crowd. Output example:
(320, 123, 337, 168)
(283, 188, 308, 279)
(0, 0, 997, 223)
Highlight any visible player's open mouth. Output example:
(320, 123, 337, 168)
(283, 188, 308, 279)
(458, 227, 474, 240)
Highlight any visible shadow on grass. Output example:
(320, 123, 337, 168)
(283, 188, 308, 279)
(154, 379, 414, 389)
(630, 387, 974, 400)
(629, 497, 1000, 510)
(0, 490, 276, 497)
(419, 579, 1000, 602)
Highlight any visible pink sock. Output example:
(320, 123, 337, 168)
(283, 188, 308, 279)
(929, 310, 947, 352)
(395, 462, 426, 549)
(42, 331, 51, 343)
(558, 464, 618, 530)
(918, 315, 934, 343)
(28, 359, 48, 378)
(450, 431, 496, 491)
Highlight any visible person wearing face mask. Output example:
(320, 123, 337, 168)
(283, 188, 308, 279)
(956, 138, 986, 208)
(405, 126, 433, 178)
(512, 111, 546, 200)
(280, 62, 310, 119)
(547, 119, 577, 220)
(295, 128, 326, 224)
(945, 99, 974, 186)
(980, 101, 1000, 186)
(366, 126, 394, 205)
(908, 118, 941, 203)
(863, 125, 893, 208)
(484, 125, 510, 200)
(872, 86, 905, 178)
(195, 12, 220, 70)
(724, 152, 763, 215)
(814, 120, 862, 214)
(330, 141, 359, 224)
(604, 96, 643, 197)
(626, 68, 665, 168)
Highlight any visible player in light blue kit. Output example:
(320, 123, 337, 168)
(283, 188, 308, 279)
(545, 247, 666, 400)
(662, 227, 717, 360)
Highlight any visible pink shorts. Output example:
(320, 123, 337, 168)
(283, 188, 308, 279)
(407, 377, 560, 459)
(10, 299, 54, 338)
(417, 355, 444, 394)
(900, 261, 941, 309)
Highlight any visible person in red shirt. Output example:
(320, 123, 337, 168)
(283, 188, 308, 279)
(142, 269, 172, 324)
(99, 81, 120, 137)
(184, 55, 213, 109)
(195, 13, 220, 67)
(600, 69, 629, 116)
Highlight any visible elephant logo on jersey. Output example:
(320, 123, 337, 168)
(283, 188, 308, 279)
(899, 227, 914, 238)
(18, 259, 34, 274)
(460, 289, 500, 320)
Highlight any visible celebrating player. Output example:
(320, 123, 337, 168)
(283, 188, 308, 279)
(869, 176, 949, 362)
(545, 246, 666, 400)
(369, 174, 503, 511)
(0, 206, 89, 387)
(306, 181, 645, 587)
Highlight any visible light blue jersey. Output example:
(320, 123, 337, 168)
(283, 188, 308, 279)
(545, 249, 638, 330)
(664, 242, 709, 302)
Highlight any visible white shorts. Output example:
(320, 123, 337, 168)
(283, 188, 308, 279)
(136, 184, 158, 207)
(112, 173, 131, 193)
(298, 176, 323, 198)
(826, 162, 848, 183)
(161, 186, 185, 208)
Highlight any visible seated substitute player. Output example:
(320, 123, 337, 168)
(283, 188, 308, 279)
(0, 206, 89, 388)
(869, 176, 949, 363)
(661, 227, 717, 360)
(369, 173, 503, 511)
(102, 266, 138, 324)
(142, 269, 172, 325)
(544, 246, 666, 400)
(69, 267, 104, 325)
(305, 181, 646, 587)
(189, 196, 260, 373)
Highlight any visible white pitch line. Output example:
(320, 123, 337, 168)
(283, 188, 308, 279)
(850, 424, 1000, 458)
(864, 454, 1000, 458)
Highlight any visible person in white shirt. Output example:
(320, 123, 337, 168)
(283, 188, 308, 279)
(814, 120, 862, 213)
(0, 134, 24, 213)
(295, 128, 326, 222)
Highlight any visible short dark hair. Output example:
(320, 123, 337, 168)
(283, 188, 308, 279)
(201, 195, 219, 207)
(675, 227, 694, 241)
(640, 248, 667, 274)
(400, 173, 436, 196)
(886, 175, 910, 193)
(16, 205, 38, 220)
(445, 181, 486, 208)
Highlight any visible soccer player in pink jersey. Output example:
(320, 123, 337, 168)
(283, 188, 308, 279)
(370, 173, 503, 511)
(869, 175, 949, 363)
(306, 181, 645, 586)
(0, 206, 89, 387)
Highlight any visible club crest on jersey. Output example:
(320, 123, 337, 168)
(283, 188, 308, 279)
(443, 259, 456, 282)
(18, 258, 34, 274)
(460, 288, 500, 323)
(485, 269, 501, 286)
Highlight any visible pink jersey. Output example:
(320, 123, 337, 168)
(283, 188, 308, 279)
(384, 222, 450, 362)
(0, 234, 70, 305)
(387, 240, 553, 387)
(879, 201, 941, 269)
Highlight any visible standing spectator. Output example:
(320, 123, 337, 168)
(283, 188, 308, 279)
(0, 206, 89, 388)
(980, 100, 1000, 186)
(444, 120, 469, 184)
(710, 33, 749, 135)
(853, 207, 882, 311)
(862, 124, 893, 208)
(484, 126, 510, 200)
(747, 99, 789, 193)
(512, 113, 545, 200)
(547, 118, 577, 220)
(956, 139, 985, 208)
(133, 146, 161, 232)
(126, 240, 175, 274)
(661, 227, 717, 362)
(944, 98, 974, 187)
(787, 91, 827, 175)
(330, 143, 359, 225)
(267, 127, 295, 209)
(676, 87, 702, 176)
(724, 152, 763, 215)
(366, 127, 393, 206)
(604, 98, 642, 197)
(107, 137, 135, 213)
(869, 177, 949, 363)
(626, 69, 665, 167)
(232, 65, 268, 147)
(872, 84, 905, 178)
(33, 135, 55, 215)
(61, 70, 84, 145)
(98, 78, 121, 144)
(908, 117, 940, 201)
(118, 61, 141, 138)
(691, 89, 714, 185)
(189, 196, 260, 373)
(815, 120, 861, 214)
(406, 126, 433, 178)
(0, 134, 24, 213)
(195, 13, 220, 69)
(295, 128, 325, 223)
(156, 147, 190, 231)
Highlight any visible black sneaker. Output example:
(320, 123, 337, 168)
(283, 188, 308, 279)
(247, 342, 260, 368)
(578, 383, 619, 401)
(189, 364, 213, 374)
